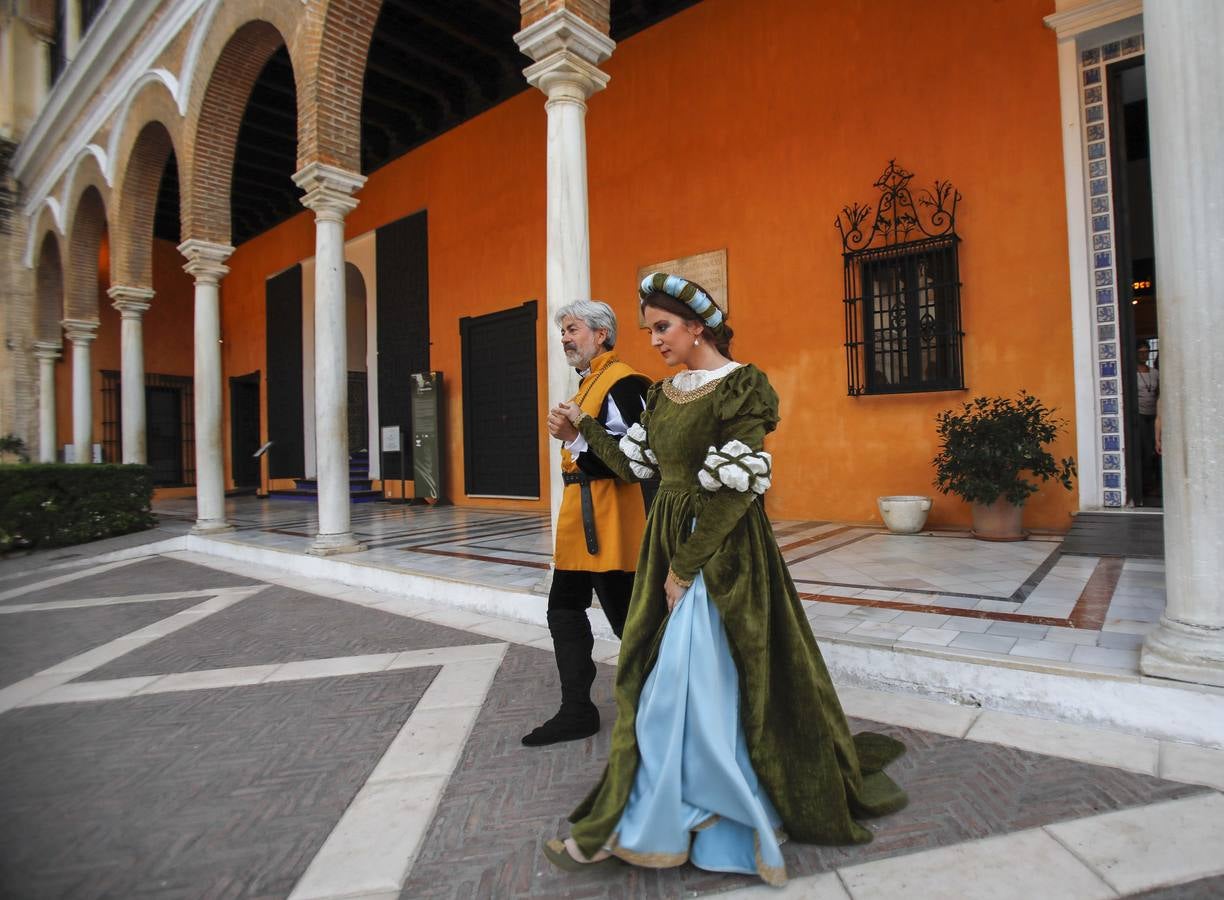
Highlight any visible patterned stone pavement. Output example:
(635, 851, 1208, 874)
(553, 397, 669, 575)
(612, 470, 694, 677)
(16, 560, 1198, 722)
(0, 669, 438, 900)
(0, 548, 1221, 899)
(399, 645, 1208, 900)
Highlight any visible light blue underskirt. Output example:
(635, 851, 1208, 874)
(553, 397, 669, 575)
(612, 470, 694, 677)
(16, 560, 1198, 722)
(608, 571, 786, 885)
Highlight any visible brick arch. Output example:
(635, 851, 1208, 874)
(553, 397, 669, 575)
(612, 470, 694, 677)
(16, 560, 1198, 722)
(181, 11, 305, 244)
(64, 186, 108, 321)
(296, 0, 383, 171)
(34, 232, 66, 344)
(62, 148, 111, 229)
(112, 119, 178, 287)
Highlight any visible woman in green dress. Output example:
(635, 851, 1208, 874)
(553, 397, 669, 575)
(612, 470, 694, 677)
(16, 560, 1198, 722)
(544, 273, 907, 886)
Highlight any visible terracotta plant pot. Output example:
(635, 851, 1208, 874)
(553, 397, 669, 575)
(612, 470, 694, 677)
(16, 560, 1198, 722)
(971, 496, 1027, 541)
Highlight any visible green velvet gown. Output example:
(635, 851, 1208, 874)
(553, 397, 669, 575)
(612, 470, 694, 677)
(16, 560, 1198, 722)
(570, 363, 907, 858)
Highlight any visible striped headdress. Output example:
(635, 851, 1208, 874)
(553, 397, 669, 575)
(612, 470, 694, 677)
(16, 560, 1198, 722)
(638, 272, 725, 332)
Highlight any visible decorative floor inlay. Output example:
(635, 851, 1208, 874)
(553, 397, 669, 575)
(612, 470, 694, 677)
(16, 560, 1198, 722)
(79, 585, 496, 681)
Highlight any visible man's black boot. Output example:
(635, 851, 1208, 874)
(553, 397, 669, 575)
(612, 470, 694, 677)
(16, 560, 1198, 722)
(522, 609, 600, 746)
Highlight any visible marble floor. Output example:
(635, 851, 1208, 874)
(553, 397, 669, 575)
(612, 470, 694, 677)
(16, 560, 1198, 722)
(153, 497, 1165, 678)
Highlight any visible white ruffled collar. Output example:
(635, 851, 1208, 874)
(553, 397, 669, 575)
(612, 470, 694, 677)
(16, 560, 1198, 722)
(670, 361, 741, 392)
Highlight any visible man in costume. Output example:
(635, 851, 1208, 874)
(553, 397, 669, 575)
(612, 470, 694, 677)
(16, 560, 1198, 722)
(521, 299, 651, 747)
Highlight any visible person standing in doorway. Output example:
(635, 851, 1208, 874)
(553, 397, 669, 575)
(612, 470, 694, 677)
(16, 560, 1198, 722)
(522, 300, 651, 747)
(1136, 340, 1160, 497)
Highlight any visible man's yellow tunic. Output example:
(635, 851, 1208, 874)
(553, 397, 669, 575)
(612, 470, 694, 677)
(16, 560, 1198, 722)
(554, 350, 649, 572)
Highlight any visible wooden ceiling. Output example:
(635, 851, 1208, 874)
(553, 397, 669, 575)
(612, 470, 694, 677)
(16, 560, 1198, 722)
(154, 0, 702, 244)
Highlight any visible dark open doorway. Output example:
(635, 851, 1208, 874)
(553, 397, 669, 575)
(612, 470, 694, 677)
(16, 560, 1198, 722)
(147, 387, 183, 486)
(1107, 56, 1160, 508)
(230, 372, 261, 491)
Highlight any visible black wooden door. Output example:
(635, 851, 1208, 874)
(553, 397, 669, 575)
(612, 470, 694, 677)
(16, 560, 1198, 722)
(377, 211, 430, 477)
(266, 265, 304, 478)
(146, 387, 182, 486)
(348, 372, 368, 453)
(229, 373, 261, 489)
(460, 301, 539, 498)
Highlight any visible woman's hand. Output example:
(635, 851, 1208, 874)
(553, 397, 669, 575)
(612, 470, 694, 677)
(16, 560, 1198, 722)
(664, 570, 687, 611)
(547, 405, 578, 442)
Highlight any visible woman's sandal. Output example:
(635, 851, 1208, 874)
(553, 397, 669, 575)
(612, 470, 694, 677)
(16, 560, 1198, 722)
(543, 838, 617, 872)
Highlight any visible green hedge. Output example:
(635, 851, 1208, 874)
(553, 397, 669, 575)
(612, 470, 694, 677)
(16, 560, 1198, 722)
(0, 464, 156, 552)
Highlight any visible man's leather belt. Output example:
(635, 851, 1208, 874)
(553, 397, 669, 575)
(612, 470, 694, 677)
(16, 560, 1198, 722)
(562, 471, 611, 554)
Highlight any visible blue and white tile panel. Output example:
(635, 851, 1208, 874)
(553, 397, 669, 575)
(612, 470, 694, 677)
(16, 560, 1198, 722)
(1079, 33, 1144, 508)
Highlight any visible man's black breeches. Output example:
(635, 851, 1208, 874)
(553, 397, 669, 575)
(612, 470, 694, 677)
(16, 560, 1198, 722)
(547, 569, 634, 639)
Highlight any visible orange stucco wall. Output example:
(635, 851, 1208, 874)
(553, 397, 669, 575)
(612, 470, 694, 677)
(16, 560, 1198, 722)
(213, 0, 1077, 528)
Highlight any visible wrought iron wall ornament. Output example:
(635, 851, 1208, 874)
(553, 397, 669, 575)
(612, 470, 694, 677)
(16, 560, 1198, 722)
(836, 161, 965, 397)
(836, 159, 961, 253)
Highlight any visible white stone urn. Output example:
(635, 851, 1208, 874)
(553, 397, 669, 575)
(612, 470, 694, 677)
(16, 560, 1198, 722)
(877, 495, 932, 534)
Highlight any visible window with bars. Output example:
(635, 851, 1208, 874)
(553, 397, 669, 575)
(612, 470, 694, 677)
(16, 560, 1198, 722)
(837, 161, 965, 396)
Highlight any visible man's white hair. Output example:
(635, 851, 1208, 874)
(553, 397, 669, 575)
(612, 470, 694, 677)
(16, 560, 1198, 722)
(555, 299, 618, 349)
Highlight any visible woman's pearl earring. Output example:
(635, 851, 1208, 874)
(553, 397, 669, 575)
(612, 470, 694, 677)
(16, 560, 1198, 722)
(693, 337, 701, 346)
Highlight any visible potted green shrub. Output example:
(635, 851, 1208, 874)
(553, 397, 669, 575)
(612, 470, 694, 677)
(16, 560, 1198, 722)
(932, 392, 1076, 540)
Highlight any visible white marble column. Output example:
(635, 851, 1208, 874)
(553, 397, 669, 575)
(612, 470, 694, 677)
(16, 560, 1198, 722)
(32, 341, 62, 462)
(515, 10, 614, 551)
(63, 0, 82, 62)
(108, 285, 154, 465)
(179, 239, 233, 534)
(1139, 0, 1224, 688)
(61, 318, 98, 464)
(293, 163, 366, 556)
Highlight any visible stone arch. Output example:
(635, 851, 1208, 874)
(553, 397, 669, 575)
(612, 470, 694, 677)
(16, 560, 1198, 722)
(64, 186, 108, 321)
(180, 9, 305, 244)
(34, 232, 66, 345)
(296, 0, 383, 171)
(112, 119, 179, 287)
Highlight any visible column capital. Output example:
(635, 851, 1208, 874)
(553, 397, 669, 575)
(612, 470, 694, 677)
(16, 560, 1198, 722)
(523, 50, 610, 103)
(516, 8, 615, 67)
(62, 318, 99, 344)
(108, 284, 155, 318)
(293, 162, 366, 222)
(32, 340, 62, 361)
(178, 239, 234, 284)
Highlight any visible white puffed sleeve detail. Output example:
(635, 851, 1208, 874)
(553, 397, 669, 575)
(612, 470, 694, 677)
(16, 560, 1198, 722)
(699, 439, 773, 494)
(619, 423, 658, 480)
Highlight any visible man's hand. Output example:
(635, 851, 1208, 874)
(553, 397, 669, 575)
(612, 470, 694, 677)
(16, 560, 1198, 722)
(548, 404, 579, 442)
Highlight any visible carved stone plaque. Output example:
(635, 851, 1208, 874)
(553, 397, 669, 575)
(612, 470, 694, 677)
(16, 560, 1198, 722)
(636, 249, 728, 325)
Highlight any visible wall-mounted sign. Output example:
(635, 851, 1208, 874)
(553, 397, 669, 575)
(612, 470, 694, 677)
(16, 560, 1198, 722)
(381, 425, 401, 453)
(636, 248, 728, 326)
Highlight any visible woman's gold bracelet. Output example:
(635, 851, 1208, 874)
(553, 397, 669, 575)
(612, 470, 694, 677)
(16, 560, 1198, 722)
(668, 568, 694, 588)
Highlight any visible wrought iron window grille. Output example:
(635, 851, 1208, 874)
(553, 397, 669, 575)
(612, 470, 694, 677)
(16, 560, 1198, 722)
(836, 160, 965, 396)
(101, 370, 196, 485)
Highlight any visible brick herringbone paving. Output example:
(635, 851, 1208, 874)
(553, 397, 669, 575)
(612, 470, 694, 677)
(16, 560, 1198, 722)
(81, 582, 496, 680)
(400, 645, 1209, 899)
(0, 597, 207, 689)
(0, 668, 438, 900)
(0, 556, 259, 606)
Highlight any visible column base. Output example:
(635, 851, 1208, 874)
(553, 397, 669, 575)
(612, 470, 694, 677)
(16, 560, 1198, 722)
(1140, 615, 1224, 688)
(192, 520, 234, 536)
(308, 532, 366, 556)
